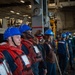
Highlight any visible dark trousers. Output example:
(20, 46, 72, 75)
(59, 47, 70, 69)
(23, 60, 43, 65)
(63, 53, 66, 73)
(46, 62, 56, 75)
(58, 54, 68, 74)
(39, 68, 45, 75)
(69, 50, 74, 68)
(31, 62, 39, 75)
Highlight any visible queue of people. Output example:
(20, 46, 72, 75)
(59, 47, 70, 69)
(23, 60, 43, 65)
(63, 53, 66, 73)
(0, 24, 75, 75)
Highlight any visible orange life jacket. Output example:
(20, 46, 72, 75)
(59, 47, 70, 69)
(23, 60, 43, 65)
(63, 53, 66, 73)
(21, 39, 37, 64)
(0, 43, 33, 75)
(0, 52, 12, 75)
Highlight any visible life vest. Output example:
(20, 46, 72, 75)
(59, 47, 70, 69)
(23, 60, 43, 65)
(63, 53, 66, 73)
(21, 39, 37, 64)
(33, 45, 43, 60)
(44, 42, 55, 63)
(29, 38, 43, 62)
(0, 44, 33, 75)
(0, 52, 12, 75)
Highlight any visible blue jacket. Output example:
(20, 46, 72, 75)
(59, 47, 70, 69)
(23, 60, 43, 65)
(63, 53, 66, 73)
(57, 40, 67, 55)
(67, 38, 72, 53)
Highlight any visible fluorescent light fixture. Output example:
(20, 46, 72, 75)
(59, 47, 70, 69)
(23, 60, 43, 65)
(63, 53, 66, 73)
(5, 17, 9, 18)
(10, 18, 14, 19)
(28, 16, 31, 19)
(16, 13, 20, 15)
(48, 3, 56, 7)
(26, 21, 30, 25)
(20, 0, 25, 3)
(23, 15, 26, 17)
(29, 5, 32, 8)
(10, 10, 15, 13)
(23, 15, 28, 17)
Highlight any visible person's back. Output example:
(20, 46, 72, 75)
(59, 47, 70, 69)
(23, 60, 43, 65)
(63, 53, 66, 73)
(57, 40, 67, 55)
(57, 33, 69, 75)
(72, 36, 75, 46)
(72, 36, 75, 57)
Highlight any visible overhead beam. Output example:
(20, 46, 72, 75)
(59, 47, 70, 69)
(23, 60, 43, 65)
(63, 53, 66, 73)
(60, 6, 75, 11)
(0, 1, 31, 8)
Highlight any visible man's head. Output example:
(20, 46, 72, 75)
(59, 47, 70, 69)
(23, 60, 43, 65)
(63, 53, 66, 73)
(65, 32, 72, 39)
(44, 29, 54, 41)
(19, 24, 33, 39)
(4, 27, 21, 46)
(61, 33, 67, 40)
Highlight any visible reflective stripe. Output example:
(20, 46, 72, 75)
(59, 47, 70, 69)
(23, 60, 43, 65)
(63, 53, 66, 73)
(69, 40, 71, 43)
(48, 44, 52, 49)
(3, 60, 9, 73)
(58, 41, 65, 44)
(33, 46, 40, 53)
(0, 63, 8, 75)
(21, 55, 30, 65)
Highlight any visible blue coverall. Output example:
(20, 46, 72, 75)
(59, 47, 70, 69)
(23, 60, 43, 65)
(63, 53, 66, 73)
(67, 38, 74, 69)
(57, 40, 68, 74)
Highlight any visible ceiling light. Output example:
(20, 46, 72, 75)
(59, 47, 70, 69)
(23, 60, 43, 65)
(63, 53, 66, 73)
(28, 16, 31, 19)
(23, 15, 28, 17)
(29, 5, 32, 8)
(20, 0, 25, 3)
(23, 15, 26, 17)
(10, 18, 14, 19)
(16, 13, 20, 15)
(26, 21, 30, 25)
(5, 17, 9, 19)
(48, 3, 56, 7)
(10, 10, 15, 13)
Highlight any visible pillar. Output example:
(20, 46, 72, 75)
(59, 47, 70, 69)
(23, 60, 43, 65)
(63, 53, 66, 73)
(31, 0, 44, 34)
(2, 18, 8, 29)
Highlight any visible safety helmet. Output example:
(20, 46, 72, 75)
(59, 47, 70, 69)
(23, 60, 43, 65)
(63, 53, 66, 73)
(44, 29, 54, 36)
(4, 27, 21, 40)
(65, 32, 71, 36)
(19, 24, 32, 33)
(61, 33, 67, 38)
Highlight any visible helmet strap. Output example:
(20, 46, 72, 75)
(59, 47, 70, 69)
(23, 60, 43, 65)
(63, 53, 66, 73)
(11, 37, 18, 47)
(25, 32, 34, 39)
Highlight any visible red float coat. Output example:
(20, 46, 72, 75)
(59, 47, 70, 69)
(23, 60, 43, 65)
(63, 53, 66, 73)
(0, 52, 12, 75)
(21, 38, 37, 64)
(0, 43, 34, 75)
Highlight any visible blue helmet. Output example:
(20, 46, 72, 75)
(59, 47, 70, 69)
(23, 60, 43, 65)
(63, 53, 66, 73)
(4, 27, 21, 40)
(61, 33, 67, 38)
(19, 24, 32, 33)
(65, 32, 71, 36)
(44, 29, 54, 36)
